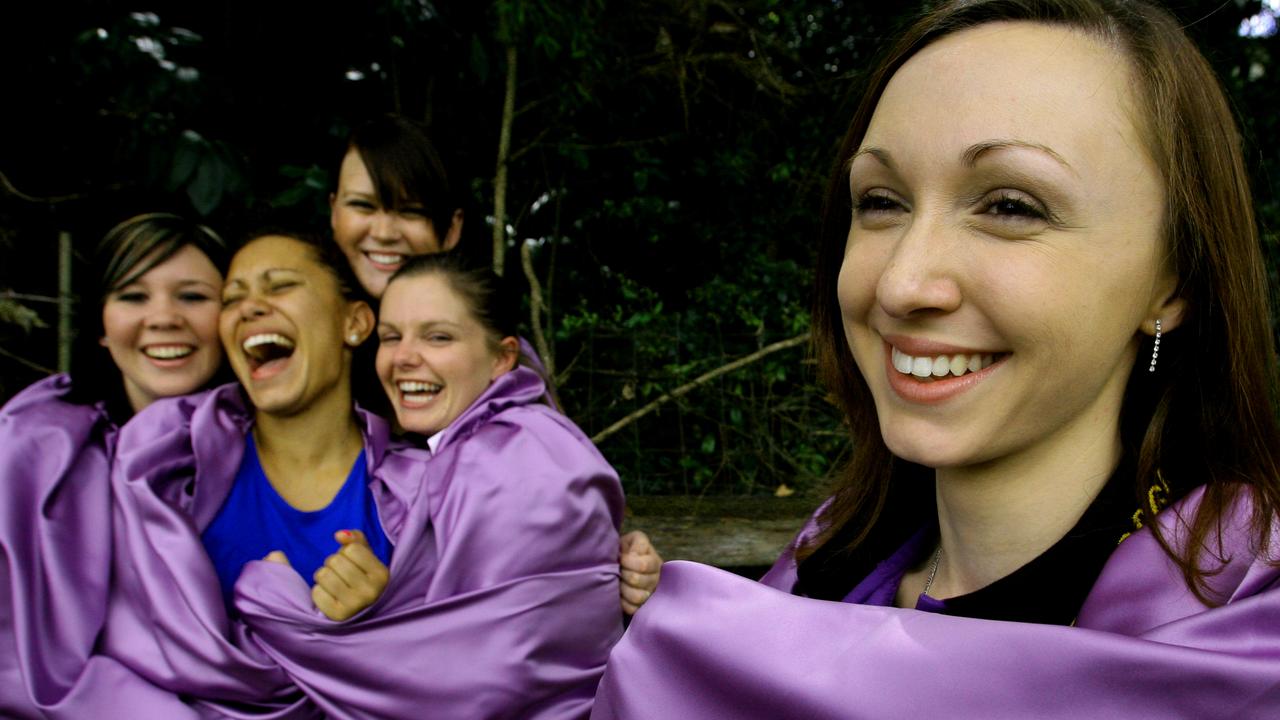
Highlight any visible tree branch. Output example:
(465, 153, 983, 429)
(591, 332, 809, 445)
(520, 239, 554, 379)
(0, 344, 55, 375)
(492, 41, 518, 277)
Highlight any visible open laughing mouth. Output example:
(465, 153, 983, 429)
(397, 380, 442, 408)
(242, 333, 296, 380)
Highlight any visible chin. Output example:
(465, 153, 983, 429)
(879, 419, 973, 470)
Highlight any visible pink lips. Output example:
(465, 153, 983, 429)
(881, 338, 1005, 405)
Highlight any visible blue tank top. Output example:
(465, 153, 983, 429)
(202, 432, 393, 610)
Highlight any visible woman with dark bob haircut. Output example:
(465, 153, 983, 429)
(593, 1, 1280, 717)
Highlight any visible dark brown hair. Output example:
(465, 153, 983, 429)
(802, 0, 1280, 604)
(68, 212, 230, 418)
(344, 115, 457, 239)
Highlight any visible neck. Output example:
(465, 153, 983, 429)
(252, 380, 364, 509)
(928, 433, 1119, 598)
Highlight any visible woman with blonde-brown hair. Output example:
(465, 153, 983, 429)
(592, 1, 1280, 717)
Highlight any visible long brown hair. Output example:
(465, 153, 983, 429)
(803, 0, 1280, 604)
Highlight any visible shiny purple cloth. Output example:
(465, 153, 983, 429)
(593, 488, 1280, 719)
(0, 375, 116, 717)
(98, 367, 623, 719)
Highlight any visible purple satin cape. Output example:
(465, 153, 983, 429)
(96, 366, 623, 719)
(0, 375, 120, 718)
(592, 488, 1280, 719)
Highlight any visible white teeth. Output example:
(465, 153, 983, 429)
(398, 380, 441, 393)
(143, 345, 194, 359)
(367, 252, 404, 265)
(242, 333, 295, 351)
(891, 346, 1000, 379)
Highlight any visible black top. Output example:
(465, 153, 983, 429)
(795, 455, 1138, 626)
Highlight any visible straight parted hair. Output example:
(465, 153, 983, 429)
(346, 115, 457, 239)
(802, 0, 1280, 603)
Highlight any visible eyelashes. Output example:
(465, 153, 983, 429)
(851, 188, 1056, 226)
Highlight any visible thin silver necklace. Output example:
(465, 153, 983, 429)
(921, 545, 943, 596)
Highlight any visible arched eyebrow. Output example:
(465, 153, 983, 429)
(961, 139, 1076, 177)
(849, 140, 1076, 177)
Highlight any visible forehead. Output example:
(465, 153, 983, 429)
(337, 149, 374, 190)
(227, 235, 316, 277)
(381, 273, 469, 320)
(132, 243, 220, 284)
(865, 22, 1146, 171)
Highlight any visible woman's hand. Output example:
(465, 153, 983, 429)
(311, 530, 390, 621)
(619, 530, 663, 615)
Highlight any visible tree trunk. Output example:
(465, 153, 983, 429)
(493, 42, 517, 276)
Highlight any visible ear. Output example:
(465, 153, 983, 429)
(1143, 273, 1188, 336)
(442, 209, 464, 251)
(491, 336, 519, 379)
(99, 336, 109, 348)
(328, 192, 338, 229)
(344, 300, 376, 346)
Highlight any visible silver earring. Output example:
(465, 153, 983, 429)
(1148, 319, 1161, 372)
(349, 334, 360, 344)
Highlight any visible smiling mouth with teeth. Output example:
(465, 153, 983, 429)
(891, 347, 1006, 382)
(143, 345, 195, 360)
(366, 251, 406, 267)
(242, 333, 296, 374)
(398, 380, 442, 397)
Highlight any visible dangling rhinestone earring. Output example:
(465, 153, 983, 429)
(1148, 319, 1161, 372)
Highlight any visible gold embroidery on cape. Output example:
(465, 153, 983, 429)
(1117, 470, 1171, 545)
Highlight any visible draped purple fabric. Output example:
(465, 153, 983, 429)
(592, 488, 1280, 719)
(94, 366, 623, 718)
(0, 375, 116, 718)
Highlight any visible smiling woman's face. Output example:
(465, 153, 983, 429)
(839, 22, 1181, 470)
(329, 149, 459, 299)
(100, 243, 223, 412)
(218, 235, 368, 417)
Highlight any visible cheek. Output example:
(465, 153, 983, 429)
(331, 211, 365, 251)
(189, 306, 223, 348)
(404, 223, 442, 255)
(374, 348, 394, 384)
(836, 242, 879, 328)
(100, 304, 134, 347)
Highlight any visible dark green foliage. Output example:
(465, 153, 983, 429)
(1, 0, 1277, 495)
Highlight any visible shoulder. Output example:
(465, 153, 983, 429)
(1, 374, 96, 423)
(117, 383, 244, 446)
(458, 402, 617, 486)
(430, 402, 623, 527)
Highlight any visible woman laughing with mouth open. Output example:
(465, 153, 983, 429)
(593, 0, 1280, 718)
(90, 230, 623, 719)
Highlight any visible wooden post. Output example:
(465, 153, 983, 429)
(58, 230, 73, 373)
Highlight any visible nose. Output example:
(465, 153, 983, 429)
(874, 214, 963, 319)
(144, 295, 183, 330)
(393, 337, 422, 369)
(371, 210, 400, 242)
(236, 293, 270, 320)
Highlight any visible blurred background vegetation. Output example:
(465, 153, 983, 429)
(2, 0, 1277, 499)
